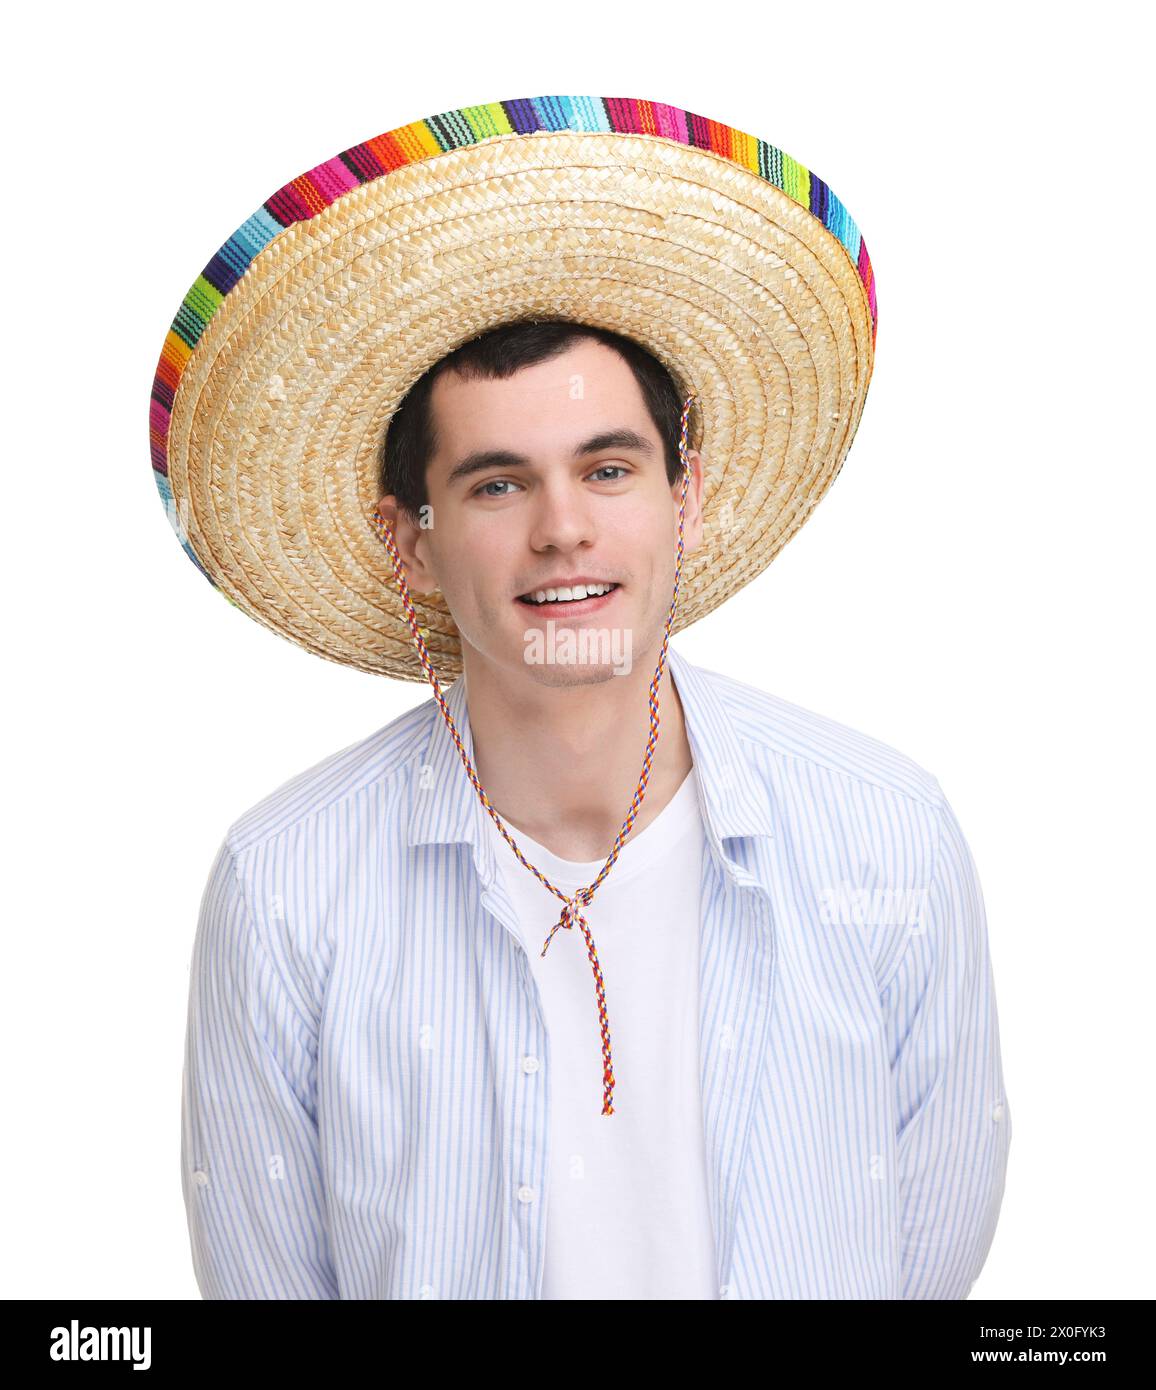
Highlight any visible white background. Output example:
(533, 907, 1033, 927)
(4, 2, 1151, 1300)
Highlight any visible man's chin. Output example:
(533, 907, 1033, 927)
(516, 613, 639, 682)
(518, 659, 626, 689)
(458, 607, 656, 683)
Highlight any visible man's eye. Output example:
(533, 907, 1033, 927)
(590, 465, 627, 481)
(475, 478, 520, 498)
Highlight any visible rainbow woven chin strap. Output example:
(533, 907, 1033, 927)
(369, 393, 697, 1116)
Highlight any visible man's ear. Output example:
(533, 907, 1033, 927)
(674, 449, 707, 555)
(375, 493, 441, 594)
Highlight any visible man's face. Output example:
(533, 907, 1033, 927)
(379, 338, 704, 687)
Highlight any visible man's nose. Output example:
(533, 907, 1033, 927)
(527, 480, 596, 551)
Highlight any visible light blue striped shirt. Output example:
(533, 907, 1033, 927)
(181, 646, 1011, 1299)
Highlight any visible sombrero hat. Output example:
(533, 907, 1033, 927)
(148, 95, 877, 681)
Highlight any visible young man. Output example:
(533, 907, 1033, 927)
(157, 97, 1011, 1301)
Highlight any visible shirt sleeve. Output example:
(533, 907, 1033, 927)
(181, 837, 339, 1299)
(880, 785, 1012, 1299)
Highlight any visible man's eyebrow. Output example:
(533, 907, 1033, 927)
(444, 428, 655, 487)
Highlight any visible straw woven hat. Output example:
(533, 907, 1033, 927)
(148, 95, 878, 681)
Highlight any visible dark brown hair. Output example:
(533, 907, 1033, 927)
(379, 319, 687, 521)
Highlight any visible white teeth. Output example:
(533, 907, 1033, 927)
(524, 583, 615, 605)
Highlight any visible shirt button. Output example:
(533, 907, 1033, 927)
(521, 1055, 541, 1074)
(517, 1185, 536, 1204)
(192, 1169, 210, 1188)
(417, 1284, 436, 1299)
(991, 1102, 1005, 1123)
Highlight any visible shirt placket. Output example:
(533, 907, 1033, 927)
(474, 846, 552, 1300)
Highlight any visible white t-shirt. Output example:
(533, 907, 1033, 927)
(492, 765, 718, 1300)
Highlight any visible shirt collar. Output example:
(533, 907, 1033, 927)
(406, 646, 776, 879)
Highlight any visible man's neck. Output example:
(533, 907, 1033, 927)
(461, 647, 693, 862)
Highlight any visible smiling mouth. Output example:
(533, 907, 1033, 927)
(516, 582, 621, 607)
